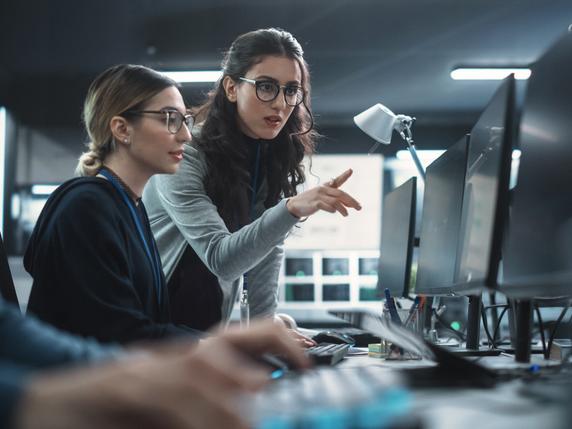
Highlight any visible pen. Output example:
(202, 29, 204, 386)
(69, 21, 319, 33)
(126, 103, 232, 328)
(404, 296, 421, 327)
(384, 288, 402, 325)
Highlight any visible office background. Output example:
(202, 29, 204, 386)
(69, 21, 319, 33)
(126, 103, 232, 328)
(1, 0, 571, 314)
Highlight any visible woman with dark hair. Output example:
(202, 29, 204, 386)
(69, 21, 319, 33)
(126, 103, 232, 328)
(25, 64, 202, 343)
(143, 28, 360, 332)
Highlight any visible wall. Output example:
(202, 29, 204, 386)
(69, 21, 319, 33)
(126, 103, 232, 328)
(16, 126, 85, 184)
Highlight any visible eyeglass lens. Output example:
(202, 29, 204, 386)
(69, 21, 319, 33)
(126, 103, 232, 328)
(256, 81, 304, 106)
(166, 111, 194, 134)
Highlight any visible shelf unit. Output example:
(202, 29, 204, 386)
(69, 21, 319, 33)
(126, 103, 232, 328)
(278, 249, 381, 310)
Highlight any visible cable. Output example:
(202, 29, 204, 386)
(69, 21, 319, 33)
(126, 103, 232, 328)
(483, 304, 508, 348)
(432, 309, 466, 341)
(492, 306, 510, 347)
(480, 305, 495, 348)
(533, 304, 548, 359)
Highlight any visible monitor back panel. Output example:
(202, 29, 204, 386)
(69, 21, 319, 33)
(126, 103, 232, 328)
(377, 177, 417, 298)
(501, 33, 572, 298)
(415, 135, 469, 296)
(453, 75, 515, 295)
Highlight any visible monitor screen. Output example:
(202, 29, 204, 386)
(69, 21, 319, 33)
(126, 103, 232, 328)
(453, 75, 515, 295)
(415, 135, 469, 296)
(501, 33, 572, 298)
(377, 177, 417, 298)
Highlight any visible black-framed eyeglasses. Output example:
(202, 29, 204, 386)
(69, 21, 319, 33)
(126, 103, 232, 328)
(123, 109, 194, 134)
(239, 77, 304, 107)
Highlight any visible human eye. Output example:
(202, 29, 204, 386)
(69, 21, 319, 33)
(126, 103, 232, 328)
(166, 110, 182, 127)
(285, 85, 301, 97)
(257, 81, 277, 94)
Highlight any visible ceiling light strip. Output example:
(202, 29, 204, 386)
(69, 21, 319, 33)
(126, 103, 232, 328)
(450, 68, 531, 80)
(162, 71, 223, 83)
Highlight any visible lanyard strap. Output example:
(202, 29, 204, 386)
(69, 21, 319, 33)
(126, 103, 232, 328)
(99, 168, 163, 305)
(243, 141, 262, 293)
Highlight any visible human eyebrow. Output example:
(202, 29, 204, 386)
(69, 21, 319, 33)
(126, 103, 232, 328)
(255, 76, 301, 86)
(159, 106, 187, 115)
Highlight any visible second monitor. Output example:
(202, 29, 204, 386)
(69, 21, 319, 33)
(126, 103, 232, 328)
(415, 135, 469, 297)
(377, 177, 417, 299)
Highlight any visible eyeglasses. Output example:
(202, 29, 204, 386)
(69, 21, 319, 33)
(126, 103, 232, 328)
(123, 109, 194, 134)
(239, 77, 304, 107)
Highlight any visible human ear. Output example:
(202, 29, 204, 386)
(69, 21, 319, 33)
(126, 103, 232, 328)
(110, 116, 132, 144)
(223, 76, 238, 103)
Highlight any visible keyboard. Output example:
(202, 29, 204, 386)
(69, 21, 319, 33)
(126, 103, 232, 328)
(306, 343, 350, 365)
(245, 366, 412, 428)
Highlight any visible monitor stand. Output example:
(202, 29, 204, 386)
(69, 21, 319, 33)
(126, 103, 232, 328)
(514, 300, 533, 363)
(447, 295, 501, 357)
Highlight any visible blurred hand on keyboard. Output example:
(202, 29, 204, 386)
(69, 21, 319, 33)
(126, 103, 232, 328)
(289, 329, 318, 348)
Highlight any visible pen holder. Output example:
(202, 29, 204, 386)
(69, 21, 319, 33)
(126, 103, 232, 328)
(376, 307, 422, 361)
(383, 307, 418, 332)
(403, 308, 424, 335)
(385, 344, 421, 361)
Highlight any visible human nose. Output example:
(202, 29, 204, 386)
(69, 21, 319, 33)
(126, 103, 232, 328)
(177, 121, 192, 142)
(270, 88, 288, 110)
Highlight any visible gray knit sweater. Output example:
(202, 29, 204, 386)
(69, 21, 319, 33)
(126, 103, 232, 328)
(142, 144, 299, 323)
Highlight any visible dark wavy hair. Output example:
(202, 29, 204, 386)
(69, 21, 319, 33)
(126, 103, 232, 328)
(193, 28, 317, 230)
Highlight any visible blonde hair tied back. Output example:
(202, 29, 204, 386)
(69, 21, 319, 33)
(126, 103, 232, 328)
(74, 64, 178, 177)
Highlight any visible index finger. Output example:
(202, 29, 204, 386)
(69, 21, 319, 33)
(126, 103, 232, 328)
(325, 187, 362, 210)
(219, 321, 311, 369)
(328, 168, 353, 188)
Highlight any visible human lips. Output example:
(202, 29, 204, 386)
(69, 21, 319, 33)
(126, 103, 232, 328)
(169, 148, 184, 162)
(264, 115, 282, 128)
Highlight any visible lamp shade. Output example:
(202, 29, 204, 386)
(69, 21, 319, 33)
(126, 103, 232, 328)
(353, 103, 397, 145)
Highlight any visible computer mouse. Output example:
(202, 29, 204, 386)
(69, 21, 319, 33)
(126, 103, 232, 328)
(312, 331, 355, 345)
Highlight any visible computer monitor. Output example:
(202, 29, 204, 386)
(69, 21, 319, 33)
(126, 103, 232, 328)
(377, 177, 417, 298)
(0, 231, 18, 305)
(498, 33, 572, 362)
(448, 75, 516, 352)
(501, 32, 572, 299)
(453, 75, 515, 294)
(415, 135, 469, 296)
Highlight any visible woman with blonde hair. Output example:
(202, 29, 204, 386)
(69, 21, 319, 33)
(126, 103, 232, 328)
(25, 64, 201, 343)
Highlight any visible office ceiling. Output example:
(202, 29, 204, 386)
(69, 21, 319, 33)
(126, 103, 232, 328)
(1, 0, 571, 138)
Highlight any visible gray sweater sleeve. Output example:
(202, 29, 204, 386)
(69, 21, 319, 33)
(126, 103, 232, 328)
(143, 145, 299, 317)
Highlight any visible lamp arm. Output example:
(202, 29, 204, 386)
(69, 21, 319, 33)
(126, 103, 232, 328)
(405, 137, 427, 182)
(395, 116, 426, 181)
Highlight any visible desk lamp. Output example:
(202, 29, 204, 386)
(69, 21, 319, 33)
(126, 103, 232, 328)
(354, 103, 426, 181)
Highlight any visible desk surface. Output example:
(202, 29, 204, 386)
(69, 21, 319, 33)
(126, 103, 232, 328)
(345, 354, 565, 429)
(249, 352, 567, 429)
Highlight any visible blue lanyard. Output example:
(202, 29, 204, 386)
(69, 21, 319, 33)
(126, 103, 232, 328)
(243, 141, 262, 293)
(99, 168, 163, 305)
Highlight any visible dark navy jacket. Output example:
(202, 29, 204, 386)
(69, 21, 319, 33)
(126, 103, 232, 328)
(25, 177, 202, 344)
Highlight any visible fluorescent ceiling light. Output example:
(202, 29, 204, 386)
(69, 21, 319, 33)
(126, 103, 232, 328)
(396, 149, 444, 165)
(31, 185, 59, 196)
(450, 68, 531, 80)
(161, 70, 222, 83)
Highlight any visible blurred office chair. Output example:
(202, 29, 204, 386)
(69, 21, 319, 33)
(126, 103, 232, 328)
(0, 231, 19, 306)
